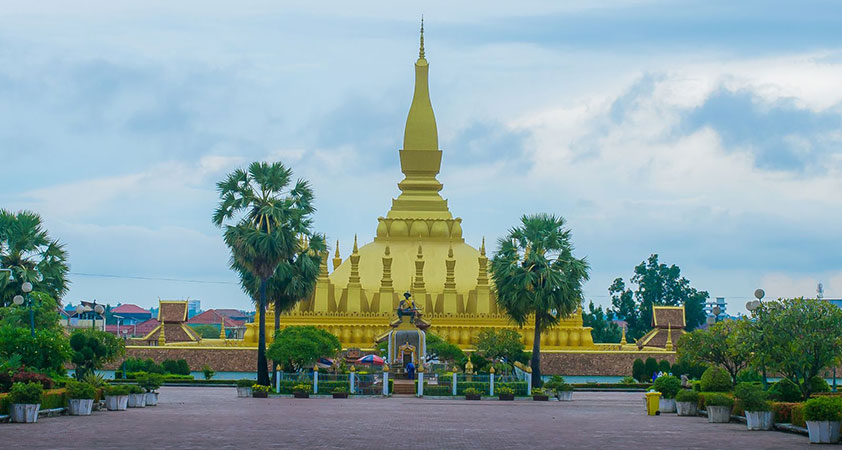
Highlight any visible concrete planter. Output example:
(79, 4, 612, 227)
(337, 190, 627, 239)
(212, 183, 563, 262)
(556, 391, 573, 401)
(293, 392, 310, 399)
(807, 421, 841, 444)
(465, 394, 481, 401)
(237, 387, 252, 398)
(68, 398, 94, 416)
(145, 392, 159, 406)
(128, 393, 146, 408)
(533, 395, 549, 401)
(707, 406, 731, 423)
(745, 411, 774, 431)
(10, 404, 40, 423)
(332, 393, 349, 399)
(252, 391, 268, 398)
(676, 401, 698, 416)
(498, 394, 514, 401)
(659, 398, 676, 413)
(105, 395, 129, 411)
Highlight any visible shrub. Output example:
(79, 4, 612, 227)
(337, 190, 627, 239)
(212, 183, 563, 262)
(803, 396, 842, 422)
(531, 388, 546, 396)
(82, 372, 107, 388)
(293, 383, 311, 393)
(705, 393, 734, 408)
(464, 387, 481, 396)
(66, 380, 96, 400)
(632, 358, 645, 382)
(497, 382, 528, 396)
(104, 385, 130, 396)
(202, 365, 215, 380)
(12, 369, 54, 389)
(771, 402, 800, 424)
(620, 376, 637, 385)
(658, 360, 671, 374)
(735, 382, 770, 412)
(332, 385, 348, 394)
(699, 367, 731, 392)
(236, 379, 255, 388)
(120, 357, 165, 374)
(162, 359, 191, 375)
(675, 389, 699, 403)
(653, 375, 681, 399)
(807, 376, 830, 395)
(423, 385, 451, 396)
(791, 404, 806, 427)
(769, 379, 802, 402)
(138, 373, 163, 393)
(736, 368, 762, 383)
(8, 382, 43, 404)
(127, 384, 144, 395)
(543, 376, 567, 392)
(252, 384, 272, 393)
(644, 358, 658, 381)
(69, 329, 124, 380)
(496, 386, 514, 395)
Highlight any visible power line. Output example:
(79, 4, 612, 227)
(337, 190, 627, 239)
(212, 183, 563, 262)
(69, 272, 238, 285)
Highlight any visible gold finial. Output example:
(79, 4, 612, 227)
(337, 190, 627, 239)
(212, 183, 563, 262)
(417, 242, 423, 258)
(353, 234, 359, 253)
(383, 363, 390, 372)
(276, 364, 281, 371)
(350, 365, 356, 373)
(335, 240, 341, 258)
(480, 237, 486, 256)
(314, 363, 319, 372)
(419, 16, 425, 59)
(490, 366, 495, 374)
(447, 243, 454, 259)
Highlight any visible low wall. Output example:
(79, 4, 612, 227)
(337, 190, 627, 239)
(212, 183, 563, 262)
(541, 351, 677, 377)
(109, 347, 259, 372)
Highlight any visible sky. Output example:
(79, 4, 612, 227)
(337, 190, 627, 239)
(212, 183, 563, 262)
(2, 1, 841, 314)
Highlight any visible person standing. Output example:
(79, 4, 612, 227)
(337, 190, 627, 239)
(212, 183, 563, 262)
(406, 361, 416, 380)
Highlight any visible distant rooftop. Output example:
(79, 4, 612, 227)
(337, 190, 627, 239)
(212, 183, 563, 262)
(112, 303, 151, 315)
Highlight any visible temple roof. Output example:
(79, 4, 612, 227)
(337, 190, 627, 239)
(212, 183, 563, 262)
(651, 305, 686, 329)
(158, 300, 188, 323)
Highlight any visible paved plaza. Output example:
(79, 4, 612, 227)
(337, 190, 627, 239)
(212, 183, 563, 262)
(3, 387, 810, 449)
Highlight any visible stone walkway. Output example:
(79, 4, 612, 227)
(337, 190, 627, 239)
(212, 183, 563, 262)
(2, 387, 810, 449)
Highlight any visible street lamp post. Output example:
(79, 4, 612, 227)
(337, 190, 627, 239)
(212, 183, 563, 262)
(75, 301, 105, 331)
(746, 289, 766, 389)
(12, 281, 35, 337)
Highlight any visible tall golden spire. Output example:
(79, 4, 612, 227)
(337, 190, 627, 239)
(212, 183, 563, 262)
(332, 240, 342, 271)
(419, 16, 425, 59)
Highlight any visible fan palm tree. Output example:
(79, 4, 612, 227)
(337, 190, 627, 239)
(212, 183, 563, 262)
(0, 209, 69, 307)
(213, 161, 317, 386)
(490, 213, 589, 388)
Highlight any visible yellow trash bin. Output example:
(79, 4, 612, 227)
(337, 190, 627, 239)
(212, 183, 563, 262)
(645, 391, 661, 416)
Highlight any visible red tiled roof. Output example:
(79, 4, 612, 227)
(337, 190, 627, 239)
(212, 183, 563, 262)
(112, 304, 151, 315)
(213, 309, 246, 319)
(135, 318, 160, 334)
(187, 309, 244, 327)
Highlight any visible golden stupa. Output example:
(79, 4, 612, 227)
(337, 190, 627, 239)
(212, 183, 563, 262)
(243, 23, 595, 351)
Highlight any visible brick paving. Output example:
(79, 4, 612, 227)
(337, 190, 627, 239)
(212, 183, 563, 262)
(2, 387, 810, 449)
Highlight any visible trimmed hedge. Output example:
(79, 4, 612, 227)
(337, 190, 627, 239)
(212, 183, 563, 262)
(424, 386, 451, 396)
(0, 388, 67, 413)
(570, 383, 652, 389)
(771, 402, 800, 424)
(697, 392, 735, 411)
(791, 403, 806, 427)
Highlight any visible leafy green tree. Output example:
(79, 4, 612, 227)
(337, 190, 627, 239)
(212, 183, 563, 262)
(677, 319, 749, 386)
(608, 254, 708, 340)
(267, 326, 340, 372)
(491, 213, 589, 387)
(213, 161, 318, 386)
(189, 324, 222, 339)
(0, 292, 70, 375)
(0, 210, 69, 307)
(581, 300, 622, 343)
(425, 333, 464, 365)
(69, 329, 125, 380)
(744, 297, 842, 400)
(475, 328, 524, 364)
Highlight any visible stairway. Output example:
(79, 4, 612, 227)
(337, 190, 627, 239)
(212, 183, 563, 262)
(393, 380, 416, 395)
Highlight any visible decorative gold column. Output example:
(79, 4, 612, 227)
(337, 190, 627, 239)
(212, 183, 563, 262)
(379, 245, 395, 313)
(443, 244, 458, 315)
(476, 237, 491, 315)
(312, 250, 330, 312)
(413, 243, 429, 311)
(332, 240, 342, 271)
(347, 235, 363, 313)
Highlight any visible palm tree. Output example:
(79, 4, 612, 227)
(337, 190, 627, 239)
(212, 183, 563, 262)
(490, 213, 589, 388)
(0, 209, 69, 307)
(213, 161, 317, 386)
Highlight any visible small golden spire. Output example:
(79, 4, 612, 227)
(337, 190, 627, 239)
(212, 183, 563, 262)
(480, 237, 486, 256)
(219, 319, 226, 340)
(332, 239, 342, 271)
(417, 242, 423, 258)
(335, 239, 341, 258)
(158, 324, 166, 345)
(353, 234, 359, 253)
(419, 16, 425, 59)
(620, 325, 627, 345)
(665, 323, 674, 351)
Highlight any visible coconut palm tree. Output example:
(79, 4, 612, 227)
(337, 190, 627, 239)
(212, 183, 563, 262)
(213, 161, 317, 386)
(0, 209, 69, 307)
(490, 213, 589, 388)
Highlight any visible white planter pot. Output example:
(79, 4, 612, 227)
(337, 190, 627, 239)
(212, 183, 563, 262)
(707, 405, 731, 423)
(237, 387, 252, 398)
(745, 410, 774, 431)
(556, 391, 573, 401)
(145, 392, 159, 406)
(659, 398, 676, 413)
(676, 401, 698, 416)
(105, 395, 129, 411)
(807, 421, 841, 444)
(68, 398, 94, 416)
(10, 404, 40, 423)
(128, 393, 146, 408)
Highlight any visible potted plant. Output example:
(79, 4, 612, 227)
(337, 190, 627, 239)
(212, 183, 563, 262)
(8, 382, 43, 423)
(804, 396, 842, 444)
(252, 384, 271, 398)
(67, 380, 96, 416)
(293, 383, 311, 398)
(704, 393, 733, 423)
(464, 387, 481, 401)
(544, 376, 573, 401)
(104, 385, 130, 411)
(497, 385, 515, 401)
(675, 389, 699, 416)
(653, 375, 680, 413)
(332, 386, 349, 399)
(532, 388, 549, 401)
(236, 379, 254, 398)
(138, 373, 163, 406)
(735, 382, 772, 431)
(127, 384, 146, 408)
